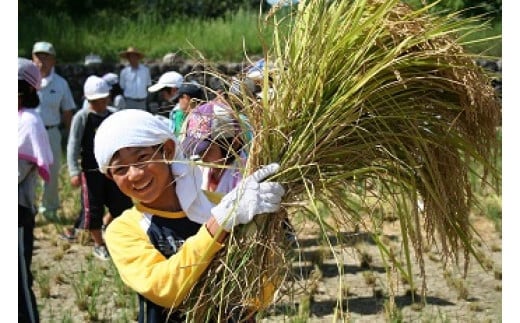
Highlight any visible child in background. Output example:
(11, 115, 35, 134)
(81, 73, 125, 111)
(93, 109, 284, 322)
(181, 102, 247, 195)
(169, 82, 205, 138)
(67, 76, 133, 260)
(101, 73, 125, 110)
(147, 70, 183, 120)
(18, 57, 53, 323)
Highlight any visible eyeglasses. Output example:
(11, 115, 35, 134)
(107, 145, 163, 177)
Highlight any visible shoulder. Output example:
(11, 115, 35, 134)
(73, 107, 89, 119)
(105, 207, 144, 238)
(19, 109, 43, 127)
(19, 110, 47, 140)
(52, 73, 70, 85)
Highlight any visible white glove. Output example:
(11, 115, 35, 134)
(212, 163, 285, 231)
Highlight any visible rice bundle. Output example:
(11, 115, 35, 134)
(178, 0, 501, 321)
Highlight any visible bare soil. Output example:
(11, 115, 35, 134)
(32, 212, 501, 322)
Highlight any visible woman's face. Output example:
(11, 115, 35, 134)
(107, 142, 176, 210)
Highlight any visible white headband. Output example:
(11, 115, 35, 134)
(94, 110, 184, 174)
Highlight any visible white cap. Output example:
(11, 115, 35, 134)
(148, 71, 183, 93)
(102, 73, 119, 87)
(32, 41, 56, 56)
(84, 75, 110, 101)
(85, 54, 102, 65)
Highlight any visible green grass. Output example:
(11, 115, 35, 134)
(18, 4, 500, 64)
(460, 20, 502, 58)
(18, 9, 279, 63)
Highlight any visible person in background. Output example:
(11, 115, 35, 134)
(93, 109, 284, 322)
(18, 57, 54, 323)
(84, 54, 102, 66)
(102, 73, 126, 110)
(81, 73, 125, 111)
(65, 73, 127, 242)
(67, 76, 133, 260)
(147, 70, 183, 119)
(181, 102, 247, 195)
(32, 41, 77, 222)
(119, 47, 151, 111)
(170, 82, 206, 138)
(181, 99, 283, 319)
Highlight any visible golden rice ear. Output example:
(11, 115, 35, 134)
(179, 0, 501, 319)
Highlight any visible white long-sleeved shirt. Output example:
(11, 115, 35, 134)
(119, 64, 151, 99)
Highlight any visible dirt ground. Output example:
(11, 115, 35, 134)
(32, 211, 501, 322)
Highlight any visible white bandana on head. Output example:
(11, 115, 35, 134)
(94, 109, 213, 224)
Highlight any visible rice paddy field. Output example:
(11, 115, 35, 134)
(32, 199, 502, 322)
(27, 0, 503, 322)
(31, 159, 502, 322)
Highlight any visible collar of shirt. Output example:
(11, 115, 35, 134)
(40, 67, 55, 89)
(171, 161, 213, 224)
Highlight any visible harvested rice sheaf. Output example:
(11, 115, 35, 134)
(178, 0, 501, 320)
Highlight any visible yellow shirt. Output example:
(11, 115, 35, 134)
(105, 204, 225, 308)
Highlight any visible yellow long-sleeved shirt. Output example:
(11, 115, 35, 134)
(105, 203, 225, 309)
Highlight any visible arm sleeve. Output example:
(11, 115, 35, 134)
(146, 66, 152, 86)
(105, 210, 225, 308)
(119, 69, 126, 91)
(114, 95, 126, 110)
(66, 112, 85, 177)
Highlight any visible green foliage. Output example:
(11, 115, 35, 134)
(18, 9, 275, 63)
(184, 0, 501, 318)
(19, 0, 268, 20)
(404, 0, 501, 21)
(19, 0, 501, 63)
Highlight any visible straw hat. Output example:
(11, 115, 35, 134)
(119, 46, 144, 59)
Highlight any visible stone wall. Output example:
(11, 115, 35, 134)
(55, 57, 254, 112)
(55, 57, 502, 113)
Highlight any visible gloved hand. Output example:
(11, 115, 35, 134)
(212, 163, 285, 231)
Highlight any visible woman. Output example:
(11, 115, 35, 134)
(18, 57, 53, 323)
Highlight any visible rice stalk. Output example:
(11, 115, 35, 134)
(178, 0, 501, 320)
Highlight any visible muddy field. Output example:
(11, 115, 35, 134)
(31, 209, 501, 323)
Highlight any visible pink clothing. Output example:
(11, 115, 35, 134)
(18, 108, 53, 181)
